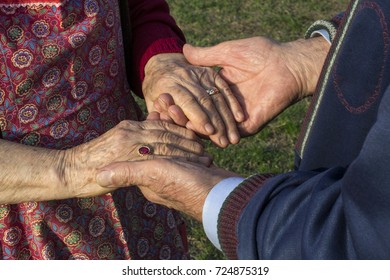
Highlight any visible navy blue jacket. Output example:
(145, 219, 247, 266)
(218, 0, 390, 259)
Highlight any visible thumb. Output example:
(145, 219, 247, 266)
(183, 43, 226, 67)
(96, 161, 147, 188)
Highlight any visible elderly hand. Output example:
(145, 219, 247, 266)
(142, 53, 245, 147)
(62, 120, 211, 199)
(159, 37, 330, 136)
(96, 159, 237, 221)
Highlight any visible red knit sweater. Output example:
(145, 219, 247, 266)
(128, 0, 186, 96)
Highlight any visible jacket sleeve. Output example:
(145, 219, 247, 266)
(127, 0, 186, 96)
(218, 85, 390, 260)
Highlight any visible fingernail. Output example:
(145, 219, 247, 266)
(205, 123, 215, 134)
(229, 132, 240, 145)
(236, 111, 245, 122)
(186, 121, 195, 131)
(96, 171, 114, 187)
(220, 136, 229, 147)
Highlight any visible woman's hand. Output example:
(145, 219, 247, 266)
(0, 120, 209, 204)
(62, 120, 211, 199)
(142, 53, 245, 147)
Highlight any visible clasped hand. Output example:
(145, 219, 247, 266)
(150, 37, 330, 136)
(143, 53, 244, 147)
(94, 36, 331, 221)
(61, 120, 211, 199)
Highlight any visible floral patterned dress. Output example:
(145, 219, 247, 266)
(0, 0, 188, 259)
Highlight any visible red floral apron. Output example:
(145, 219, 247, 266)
(0, 0, 188, 259)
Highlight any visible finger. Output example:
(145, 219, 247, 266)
(201, 74, 240, 147)
(152, 95, 182, 125)
(154, 142, 204, 157)
(169, 84, 217, 136)
(159, 89, 229, 146)
(146, 111, 161, 121)
(207, 72, 242, 144)
(183, 44, 227, 67)
(140, 154, 212, 166)
(208, 89, 240, 145)
(159, 112, 175, 124)
(138, 120, 201, 142)
(168, 105, 189, 127)
(154, 93, 175, 112)
(138, 129, 205, 154)
(96, 160, 150, 188)
(214, 73, 245, 123)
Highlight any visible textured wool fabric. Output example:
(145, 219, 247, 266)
(218, 0, 390, 259)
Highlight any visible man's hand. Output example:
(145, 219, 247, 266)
(142, 53, 245, 147)
(96, 159, 237, 221)
(156, 36, 329, 136)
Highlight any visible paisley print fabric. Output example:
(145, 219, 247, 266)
(0, 0, 189, 259)
(0, 0, 65, 6)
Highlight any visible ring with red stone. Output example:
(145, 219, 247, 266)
(138, 145, 153, 156)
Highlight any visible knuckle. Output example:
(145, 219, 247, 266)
(158, 120, 173, 131)
(198, 94, 212, 107)
(158, 131, 175, 143)
(113, 128, 129, 143)
(140, 129, 156, 143)
(157, 143, 171, 156)
(155, 77, 172, 89)
(189, 141, 204, 154)
(179, 95, 198, 108)
(117, 120, 133, 129)
(220, 86, 233, 96)
(210, 114, 226, 130)
(184, 129, 197, 140)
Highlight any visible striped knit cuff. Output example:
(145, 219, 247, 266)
(218, 174, 274, 260)
(305, 19, 338, 43)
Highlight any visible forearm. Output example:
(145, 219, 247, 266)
(0, 139, 68, 204)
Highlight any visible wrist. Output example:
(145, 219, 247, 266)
(53, 148, 78, 199)
(59, 146, 97, 199)
(283, 37, 330, 98)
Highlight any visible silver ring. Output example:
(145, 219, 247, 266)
(206, 87, 220, 96)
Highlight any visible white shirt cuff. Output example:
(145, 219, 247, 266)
(202, 177, 245, 250)
(312, 29, 332, 44)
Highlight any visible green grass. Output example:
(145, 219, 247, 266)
(139, 0, 349, 259)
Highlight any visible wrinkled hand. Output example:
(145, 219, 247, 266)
(96, 159, 238, 221)
(170, 36, 329, 136)
(142, 53, 245, 147)
(62, 120, 211, 198)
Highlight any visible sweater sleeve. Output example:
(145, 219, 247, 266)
(218, 85, 390, 260)
(128, 0, 186, 96)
